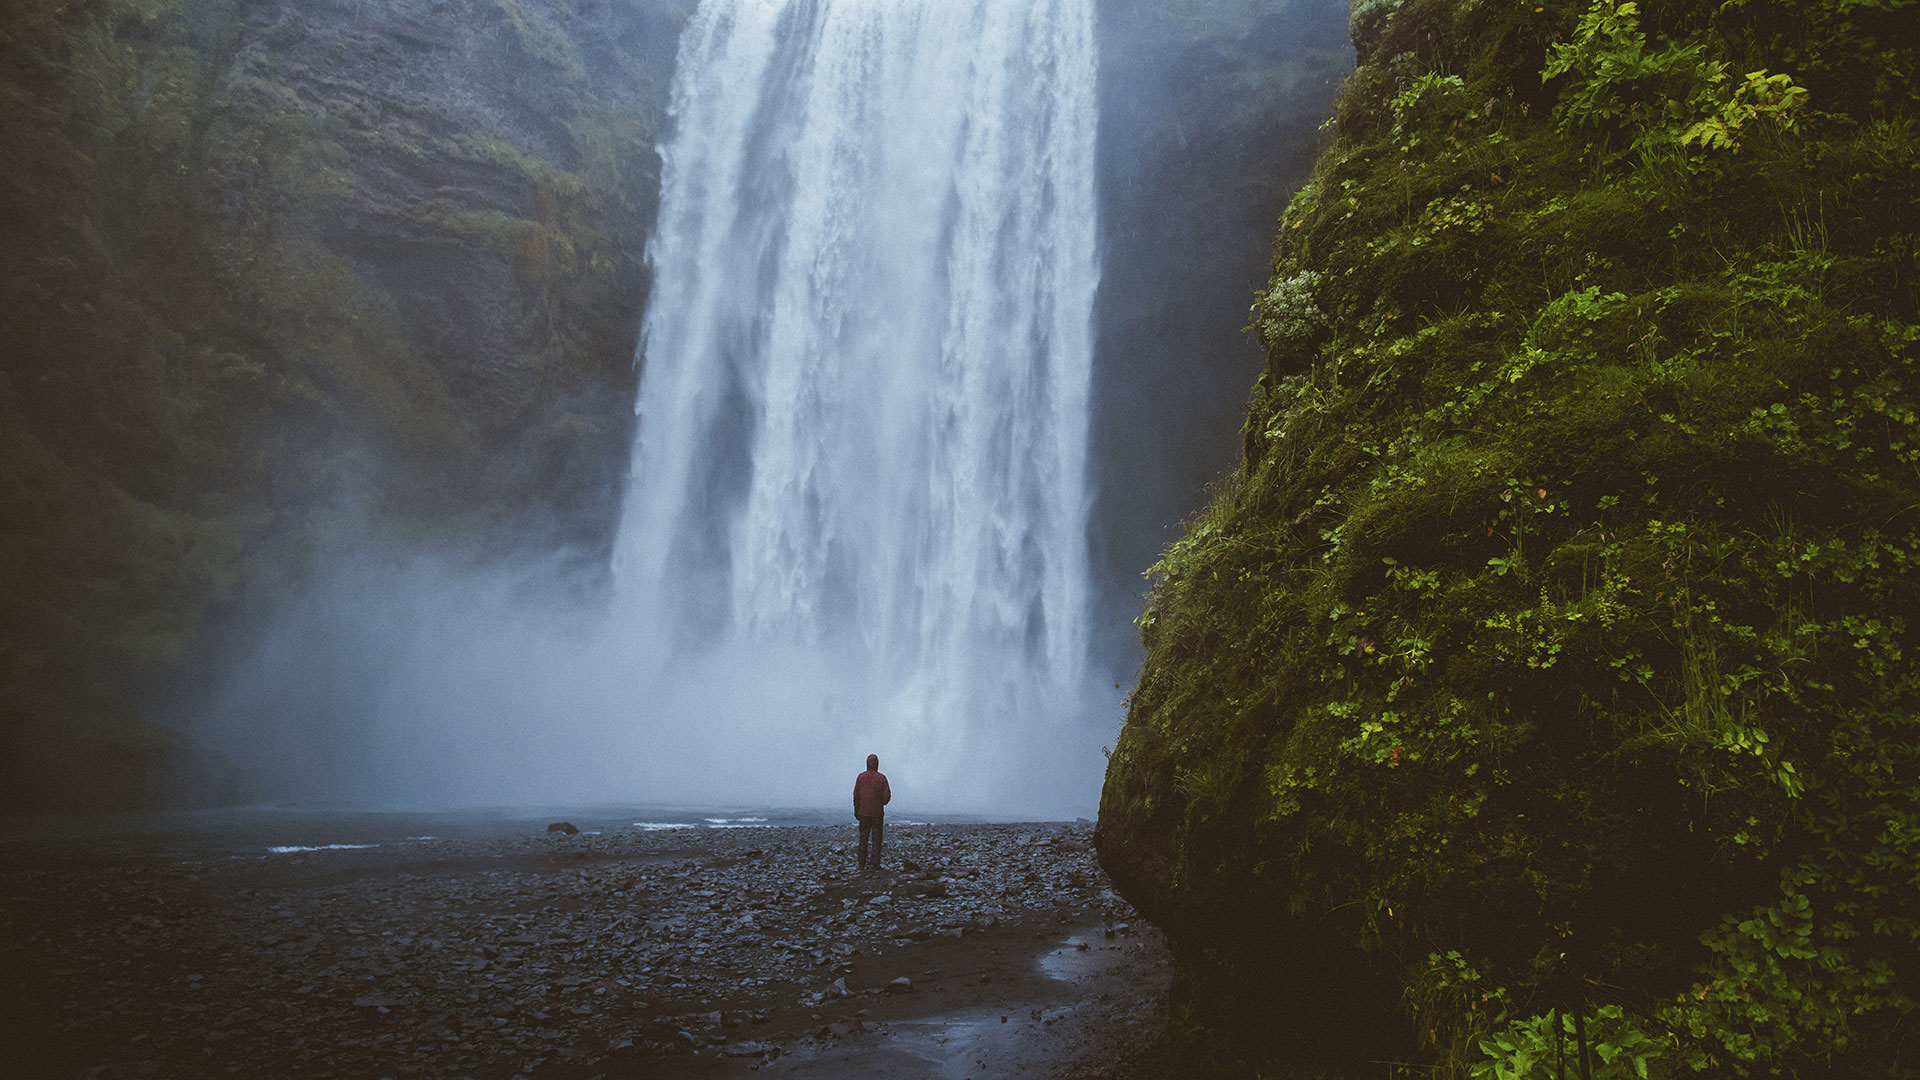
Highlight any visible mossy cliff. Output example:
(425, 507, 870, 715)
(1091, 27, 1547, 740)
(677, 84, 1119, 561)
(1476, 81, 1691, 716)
(1092, 0, 1353, 661)
(0, 0, 689, 810)
(1098, 0, 1919, 1075)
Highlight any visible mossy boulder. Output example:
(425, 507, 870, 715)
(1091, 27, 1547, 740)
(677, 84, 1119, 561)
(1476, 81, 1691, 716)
(1099, 0, 1920, 1075)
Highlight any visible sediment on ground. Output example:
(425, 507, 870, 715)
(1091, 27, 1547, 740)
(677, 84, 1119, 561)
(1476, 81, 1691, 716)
(4, 819, 1166, 1079)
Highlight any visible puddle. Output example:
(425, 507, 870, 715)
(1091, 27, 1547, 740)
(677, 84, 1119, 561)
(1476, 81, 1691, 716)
(1039, 929, 1135, 982)
(763, 1006, 1063, 1079)
(765, 928, 1112, 1078)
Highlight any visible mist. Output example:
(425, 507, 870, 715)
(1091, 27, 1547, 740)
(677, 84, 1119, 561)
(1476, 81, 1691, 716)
(167, 0, 1350, 822)
(197, 547, 1122, 819)
(193, 0, 1124, 821)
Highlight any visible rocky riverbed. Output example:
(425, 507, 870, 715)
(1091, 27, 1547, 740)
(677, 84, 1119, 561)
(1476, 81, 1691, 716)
(2, 817, 1166, 1079)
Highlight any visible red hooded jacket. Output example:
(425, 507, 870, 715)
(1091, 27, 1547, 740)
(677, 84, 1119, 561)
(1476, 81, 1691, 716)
(854, 755, 891, 818)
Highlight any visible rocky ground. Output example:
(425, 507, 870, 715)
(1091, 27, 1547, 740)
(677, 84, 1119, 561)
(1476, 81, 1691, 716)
(1, 819, 1167, 1079)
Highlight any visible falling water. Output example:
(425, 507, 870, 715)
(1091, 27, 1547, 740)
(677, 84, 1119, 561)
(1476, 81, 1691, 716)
(610, 0, 1104, 810)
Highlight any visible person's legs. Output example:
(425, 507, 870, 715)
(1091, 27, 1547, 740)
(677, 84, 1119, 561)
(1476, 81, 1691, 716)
(857, 817, 875, 871)
(872, 816, 884, 870)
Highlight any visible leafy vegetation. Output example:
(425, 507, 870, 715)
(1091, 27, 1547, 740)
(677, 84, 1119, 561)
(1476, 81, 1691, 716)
(1100, 0, 1920, 1075)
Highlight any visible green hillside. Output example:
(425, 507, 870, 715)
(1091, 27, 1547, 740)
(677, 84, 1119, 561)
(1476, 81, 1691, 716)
(1098, 0, 1920, 1075)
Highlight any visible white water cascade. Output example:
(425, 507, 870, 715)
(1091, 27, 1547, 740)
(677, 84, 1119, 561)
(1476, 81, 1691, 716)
(608, 0, 1107, 813)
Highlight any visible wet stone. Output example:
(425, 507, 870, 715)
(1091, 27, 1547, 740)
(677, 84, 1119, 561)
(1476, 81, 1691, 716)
(5, 819, 1142, 1079)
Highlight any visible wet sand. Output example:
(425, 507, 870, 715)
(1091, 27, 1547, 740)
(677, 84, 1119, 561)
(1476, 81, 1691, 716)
(1, 816, 1166, 1079)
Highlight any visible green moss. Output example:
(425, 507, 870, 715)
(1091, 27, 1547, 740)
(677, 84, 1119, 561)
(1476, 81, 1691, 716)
(495, 0, 588, 87)
(0, 0, 676, 809)
(1102, 0, 1920, 1075)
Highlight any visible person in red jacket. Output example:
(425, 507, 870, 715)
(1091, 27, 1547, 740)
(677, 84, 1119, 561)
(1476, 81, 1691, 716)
(853, 753, 891, 872)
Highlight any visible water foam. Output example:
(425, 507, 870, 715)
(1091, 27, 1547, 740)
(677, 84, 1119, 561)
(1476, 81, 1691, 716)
(606, 0, 1109, 813)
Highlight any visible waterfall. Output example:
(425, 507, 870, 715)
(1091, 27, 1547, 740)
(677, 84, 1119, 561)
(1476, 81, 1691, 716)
(609, 0, 1104, 810)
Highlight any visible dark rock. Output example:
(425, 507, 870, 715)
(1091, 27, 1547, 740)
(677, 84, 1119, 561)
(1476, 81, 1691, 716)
(1, 0, 698, 811)
(546, 822, 579, 835)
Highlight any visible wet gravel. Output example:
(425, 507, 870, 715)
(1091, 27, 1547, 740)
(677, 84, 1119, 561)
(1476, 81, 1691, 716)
(2, 819, 1162, 1079)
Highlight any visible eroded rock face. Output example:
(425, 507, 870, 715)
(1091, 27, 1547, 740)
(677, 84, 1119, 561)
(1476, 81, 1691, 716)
(219, 0, 694, 550)
(0, 0, 692, 809)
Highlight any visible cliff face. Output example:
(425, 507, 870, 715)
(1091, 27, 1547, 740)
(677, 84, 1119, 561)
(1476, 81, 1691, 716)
(0, 0, 690, 810)
(1099, 0, 1920, 1075)
(0, 0, 1360, 811)
(220, 0, 689, 544)
(1089, 0, 1352, 662)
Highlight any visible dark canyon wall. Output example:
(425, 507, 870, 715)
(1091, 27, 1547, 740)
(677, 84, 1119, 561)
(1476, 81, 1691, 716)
(1090, 0, 1352, 666)
(1099, 0, 1919, 1075)
(1, 0, 691, 810)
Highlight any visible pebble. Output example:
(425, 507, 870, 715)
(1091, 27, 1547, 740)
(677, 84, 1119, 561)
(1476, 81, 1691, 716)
(4, 821, 1132, 1078)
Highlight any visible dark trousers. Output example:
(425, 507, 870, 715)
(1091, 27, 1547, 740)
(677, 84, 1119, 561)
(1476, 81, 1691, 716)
(857, 815, 884, 869)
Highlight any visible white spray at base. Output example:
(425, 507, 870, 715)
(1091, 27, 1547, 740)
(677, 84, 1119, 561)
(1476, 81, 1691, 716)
(196, 0, 1115, 819)
(609, 0, 1108, 812)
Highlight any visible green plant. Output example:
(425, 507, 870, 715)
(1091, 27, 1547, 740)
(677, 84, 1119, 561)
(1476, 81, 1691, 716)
(1352, 0, 1404, 47)
(1476, 1005, 1664, 1080)
(1393, 73, 1469, 134)
(1680, 69, 1810, 151)
(1100, 0, 1920, 1076)
(1543, 1, 1808, 167)
(1250, 270, 1328, 355)
(496, 0, 588, 86)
